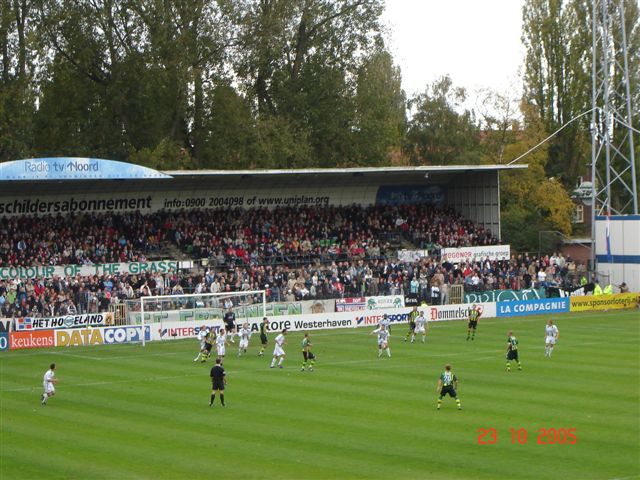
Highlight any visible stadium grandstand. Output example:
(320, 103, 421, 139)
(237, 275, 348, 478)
(0, 157, 603, 320)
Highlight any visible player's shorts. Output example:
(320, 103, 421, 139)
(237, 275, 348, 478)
(468, 320, 478, 329)
(408, 321, 416, 332)
(217, 346, 226, 357)
(200, 341, 206, 350)
(377, 339, 387, 347)
(239, 339, 249, 349)
(303, 351, 315, 361)
(545, 336, 556, 345)
(212, 380, 225, 391)
(415, 326, 426, 334)
(225, 322, 235, 331)
(43, 382, 55, 394)
(440, 385, 457, 398)
(204, 343, 213, 353)
(273, 345, 285, 357)
(506, 350, 519, 361)
(260, 334, 268, 345)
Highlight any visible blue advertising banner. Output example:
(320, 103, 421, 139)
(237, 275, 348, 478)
(103, 326, 151, 344)
(0, 158, 172, 181)
(0, 332, 9, 351)
(375, 185, 445, 206)
(497, 298, 570, 317)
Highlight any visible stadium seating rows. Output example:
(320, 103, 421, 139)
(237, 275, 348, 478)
(0, 206, 585, 318)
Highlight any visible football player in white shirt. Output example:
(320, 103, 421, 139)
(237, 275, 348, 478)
(41, 363, 57, 405)
(370, 325, 391, 358)
(216, 329, 228, 360)
(193, 325, 208, 362)
(270, 329, 287, 368)
(414, 311, 428, 343)
(544, 319, 559, 357)
(379, 314, 391, 332)
(237, 323, 252, 356)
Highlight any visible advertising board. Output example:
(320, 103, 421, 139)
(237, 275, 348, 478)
(464, 288, 546, 304)
(16, 313, 113, 331)
(10, 330, 55, 350)
(497, 298, 570, 317)
(569, 293, 639, 312)
(0, 260, 181, 280)
(441, 245, 510, 262)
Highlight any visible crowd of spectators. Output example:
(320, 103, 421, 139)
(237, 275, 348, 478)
(0, 213, 162, 267)
(0, 205, 594, 319)
(0, 205, 496, 270)
(164, 204, 498, 267)
(0, 249, 588, 318)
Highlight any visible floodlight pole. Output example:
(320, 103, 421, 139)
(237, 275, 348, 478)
(590, 0, 638, 274)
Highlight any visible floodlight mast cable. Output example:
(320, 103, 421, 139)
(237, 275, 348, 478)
(506, 108, 597, 166)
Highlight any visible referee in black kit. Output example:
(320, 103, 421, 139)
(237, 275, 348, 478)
(209, 358, 226, 407)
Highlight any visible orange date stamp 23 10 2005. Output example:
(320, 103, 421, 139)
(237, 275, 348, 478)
(477, 427, 577, 445)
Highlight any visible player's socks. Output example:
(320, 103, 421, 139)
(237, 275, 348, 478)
(456, 398, 462, 410)
(378, 349, 382, 357)
(422, 335, 426, 343)
(41, 393, 47, 405)
(517, 362, 522, 370)
(210, 394, 215, 406)
(437, 398, 442, 410)
(220, 394, 225, 406)
(270, 358, 276, 368)
(278, 357, 284, 366)
(410, 334, 415, 343)
(506, 361, 511, 371)
(386, 348, 391, 357)
(549, 347, 553, 357)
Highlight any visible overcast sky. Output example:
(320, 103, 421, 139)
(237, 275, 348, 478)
(381, 0, 526, 100)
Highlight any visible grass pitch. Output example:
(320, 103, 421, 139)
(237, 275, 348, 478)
(1, 310, 639, 480)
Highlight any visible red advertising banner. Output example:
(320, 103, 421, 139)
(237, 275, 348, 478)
(10, 330, 55, 350)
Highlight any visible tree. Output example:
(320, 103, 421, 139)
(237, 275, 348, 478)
(0, 0, 35, 160)
(476, 87, 521, 164)
(500, 102, 575, 251)
(405, 75, 482, 165)
(352, 50, 406, 166)
(521, 0, 639, 184)
(236, 0, 384, 114)
(234, 0, 386, 166)
(198, 85, 256, 169)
